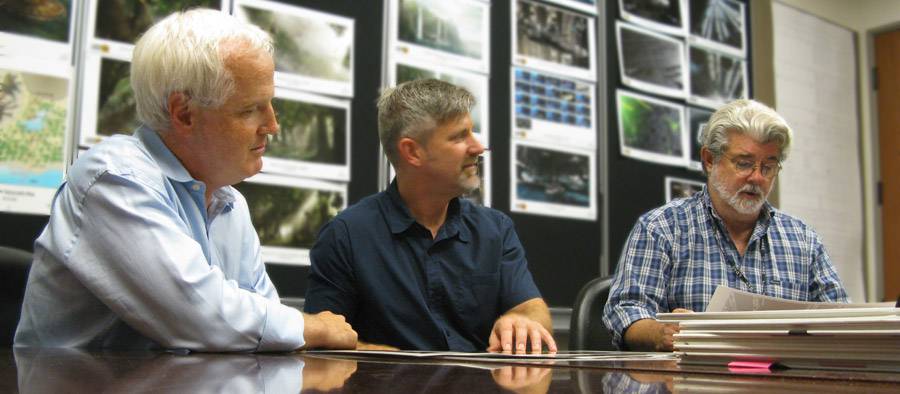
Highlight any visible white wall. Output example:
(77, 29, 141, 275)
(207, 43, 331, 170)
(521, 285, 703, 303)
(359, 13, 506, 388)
(773, 0, 900, 301)
(772, 3, 864, 301)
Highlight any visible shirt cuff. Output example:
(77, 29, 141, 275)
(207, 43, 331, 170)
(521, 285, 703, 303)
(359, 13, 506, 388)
(257, 302, 305, 351)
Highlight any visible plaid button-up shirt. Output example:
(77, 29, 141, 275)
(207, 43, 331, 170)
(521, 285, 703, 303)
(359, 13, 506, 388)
(603, 187, 849, 349)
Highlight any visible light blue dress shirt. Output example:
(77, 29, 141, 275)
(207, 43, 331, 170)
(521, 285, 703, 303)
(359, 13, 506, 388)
(15, 126, 304, 351)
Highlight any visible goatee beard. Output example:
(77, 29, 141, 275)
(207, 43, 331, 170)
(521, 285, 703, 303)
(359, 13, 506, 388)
(711, 167, 768, 215)
(459, 172, 481, 193)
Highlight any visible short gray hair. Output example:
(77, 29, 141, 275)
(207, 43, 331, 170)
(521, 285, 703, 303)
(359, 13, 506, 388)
(377, 79, 475, 166)
(131, 8, 273, 132)
(700, 99, 792, 164)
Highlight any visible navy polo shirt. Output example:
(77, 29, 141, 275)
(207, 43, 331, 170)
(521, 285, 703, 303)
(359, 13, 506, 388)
(304, 180, 542, 351)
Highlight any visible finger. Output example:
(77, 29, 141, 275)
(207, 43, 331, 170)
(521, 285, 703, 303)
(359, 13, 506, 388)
(500, 323, 514, 353)
(488, 329, 501, 352)
(541, 327, 558, 353)
(515, 323, 528, 354)
(530, 328, 542, 354)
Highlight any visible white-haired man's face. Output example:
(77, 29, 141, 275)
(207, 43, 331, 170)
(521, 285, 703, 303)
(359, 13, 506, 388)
(705, 132, 781, 217)
(178, 41, 279, 190)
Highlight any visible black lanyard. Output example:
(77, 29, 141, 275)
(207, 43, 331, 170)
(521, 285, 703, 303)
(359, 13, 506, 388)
(711, 217, 754, 291)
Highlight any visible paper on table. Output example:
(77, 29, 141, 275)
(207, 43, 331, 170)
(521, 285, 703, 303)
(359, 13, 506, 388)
(704, 286, 894, 313)
(304, 350, 675, 362)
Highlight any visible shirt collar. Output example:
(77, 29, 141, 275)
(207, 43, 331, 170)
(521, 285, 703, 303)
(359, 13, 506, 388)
(137, 125, 193, 183)
(383, 179, 468, 242)
(384, 179, 418, 234)
(136, 125, 236, 210)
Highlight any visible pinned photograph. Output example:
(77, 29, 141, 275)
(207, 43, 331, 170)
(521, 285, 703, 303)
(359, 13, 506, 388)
(511, 66, 596, 149)
(617, 89, 687, 167)
(234, 173, 347, 266)
(461, 151, 491, 207)
(78, 49, 137, 146)
(617, 21, 686, 99)
(263, 89, 350, 182)
(544, 0, 598, 15)
(665, 176, 704, 202)
(389, 57, 489, 145)
(513, 0, 596, 82)
(619, 0, 686, 36)
(689, 0, 746, 58)
(687, 44, 747, 109)
(0, 58, 69, 215)
(235, 0, 354, 97)
(388, 0, 489, 73)
(0, 0, 72, 62)
(687, 106, 713, 171)
(511, 140, 596, 221)
(91, 0, 225, 49)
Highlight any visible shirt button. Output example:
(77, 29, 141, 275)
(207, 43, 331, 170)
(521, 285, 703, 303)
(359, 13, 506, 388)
(191, 184, 201, 191)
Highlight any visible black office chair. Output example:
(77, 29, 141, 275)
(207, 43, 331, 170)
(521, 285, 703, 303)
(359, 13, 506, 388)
(0, 246, 33, 347)
(569, 276, 616, 351)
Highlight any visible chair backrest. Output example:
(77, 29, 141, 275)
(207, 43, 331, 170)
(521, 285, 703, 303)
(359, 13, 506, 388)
(0, 246, 33, 347)
(569, 276, 615, 351)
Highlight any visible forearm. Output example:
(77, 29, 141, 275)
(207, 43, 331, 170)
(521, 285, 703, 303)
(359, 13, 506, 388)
(503, 298, 552, 333)
(623, 318, 676, 352)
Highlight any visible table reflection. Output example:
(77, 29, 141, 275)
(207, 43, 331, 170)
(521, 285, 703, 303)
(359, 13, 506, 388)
(14, 348, 329, 393)
(331, 357, 554, 394)
(13, 349, 557, 393)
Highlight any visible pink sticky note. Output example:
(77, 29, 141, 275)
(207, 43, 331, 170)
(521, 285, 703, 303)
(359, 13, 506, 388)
(727, 361, 776, 374)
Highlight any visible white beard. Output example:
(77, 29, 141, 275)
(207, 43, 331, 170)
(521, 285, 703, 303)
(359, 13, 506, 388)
(710, 165, 769, 215)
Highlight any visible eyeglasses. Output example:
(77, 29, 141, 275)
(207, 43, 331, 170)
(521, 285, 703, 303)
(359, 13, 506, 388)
(725, 155, 782, 179)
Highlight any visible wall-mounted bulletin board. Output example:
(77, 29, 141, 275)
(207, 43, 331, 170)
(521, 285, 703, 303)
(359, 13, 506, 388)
(0, 0, 610, 310)
(603, 0, 752, 275)
(2, 0, 753, 311)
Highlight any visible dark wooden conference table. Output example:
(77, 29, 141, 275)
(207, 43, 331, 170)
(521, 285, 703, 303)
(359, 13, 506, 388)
(1, 347, 899, 393)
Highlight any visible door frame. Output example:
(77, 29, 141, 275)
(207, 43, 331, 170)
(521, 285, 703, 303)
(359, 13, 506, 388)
(867, 22, 900, 302)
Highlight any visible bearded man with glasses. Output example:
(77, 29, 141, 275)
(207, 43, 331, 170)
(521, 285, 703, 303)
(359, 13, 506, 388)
(603, 99, 849, 352)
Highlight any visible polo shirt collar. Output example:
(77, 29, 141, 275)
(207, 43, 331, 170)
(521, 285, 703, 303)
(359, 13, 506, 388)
(384, 179, 469, 242)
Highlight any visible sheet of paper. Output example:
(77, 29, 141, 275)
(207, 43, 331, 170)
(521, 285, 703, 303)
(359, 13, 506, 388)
(704, 286, 893, 313)
(304, 350, 675, 362)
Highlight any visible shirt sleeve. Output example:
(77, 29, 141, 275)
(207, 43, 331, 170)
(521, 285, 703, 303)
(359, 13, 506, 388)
(65, 172, 304, 352)
(808, 232, 850, 303)
(498, 214, 542, 313)
(303, 218, 359, 323)
(602, 219, 673, 350)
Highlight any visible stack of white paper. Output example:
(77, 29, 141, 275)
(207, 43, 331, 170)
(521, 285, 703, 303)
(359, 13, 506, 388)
(658, 287, 900, 372)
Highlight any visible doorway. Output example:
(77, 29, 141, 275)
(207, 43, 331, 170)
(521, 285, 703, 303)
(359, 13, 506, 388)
(875, 28, 900, 301)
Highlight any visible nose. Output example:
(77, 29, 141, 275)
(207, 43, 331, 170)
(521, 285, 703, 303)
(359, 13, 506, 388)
(468, 132, 485, 155)
(747, 166, 767, 184)
(262, 101, 279, 135)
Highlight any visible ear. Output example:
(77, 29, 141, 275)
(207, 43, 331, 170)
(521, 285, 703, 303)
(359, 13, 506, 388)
(397, 137, 425, 168)
(167, 91, 194, 133)
(701, 147, 715, 173)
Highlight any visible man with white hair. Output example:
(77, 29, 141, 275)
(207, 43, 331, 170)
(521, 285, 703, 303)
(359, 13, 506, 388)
(603, 99, 849, 351)
(15, 9, 356, 351)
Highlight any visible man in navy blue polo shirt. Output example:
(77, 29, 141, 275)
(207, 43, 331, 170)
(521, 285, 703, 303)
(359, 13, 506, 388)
(304, 79, 557, 353)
